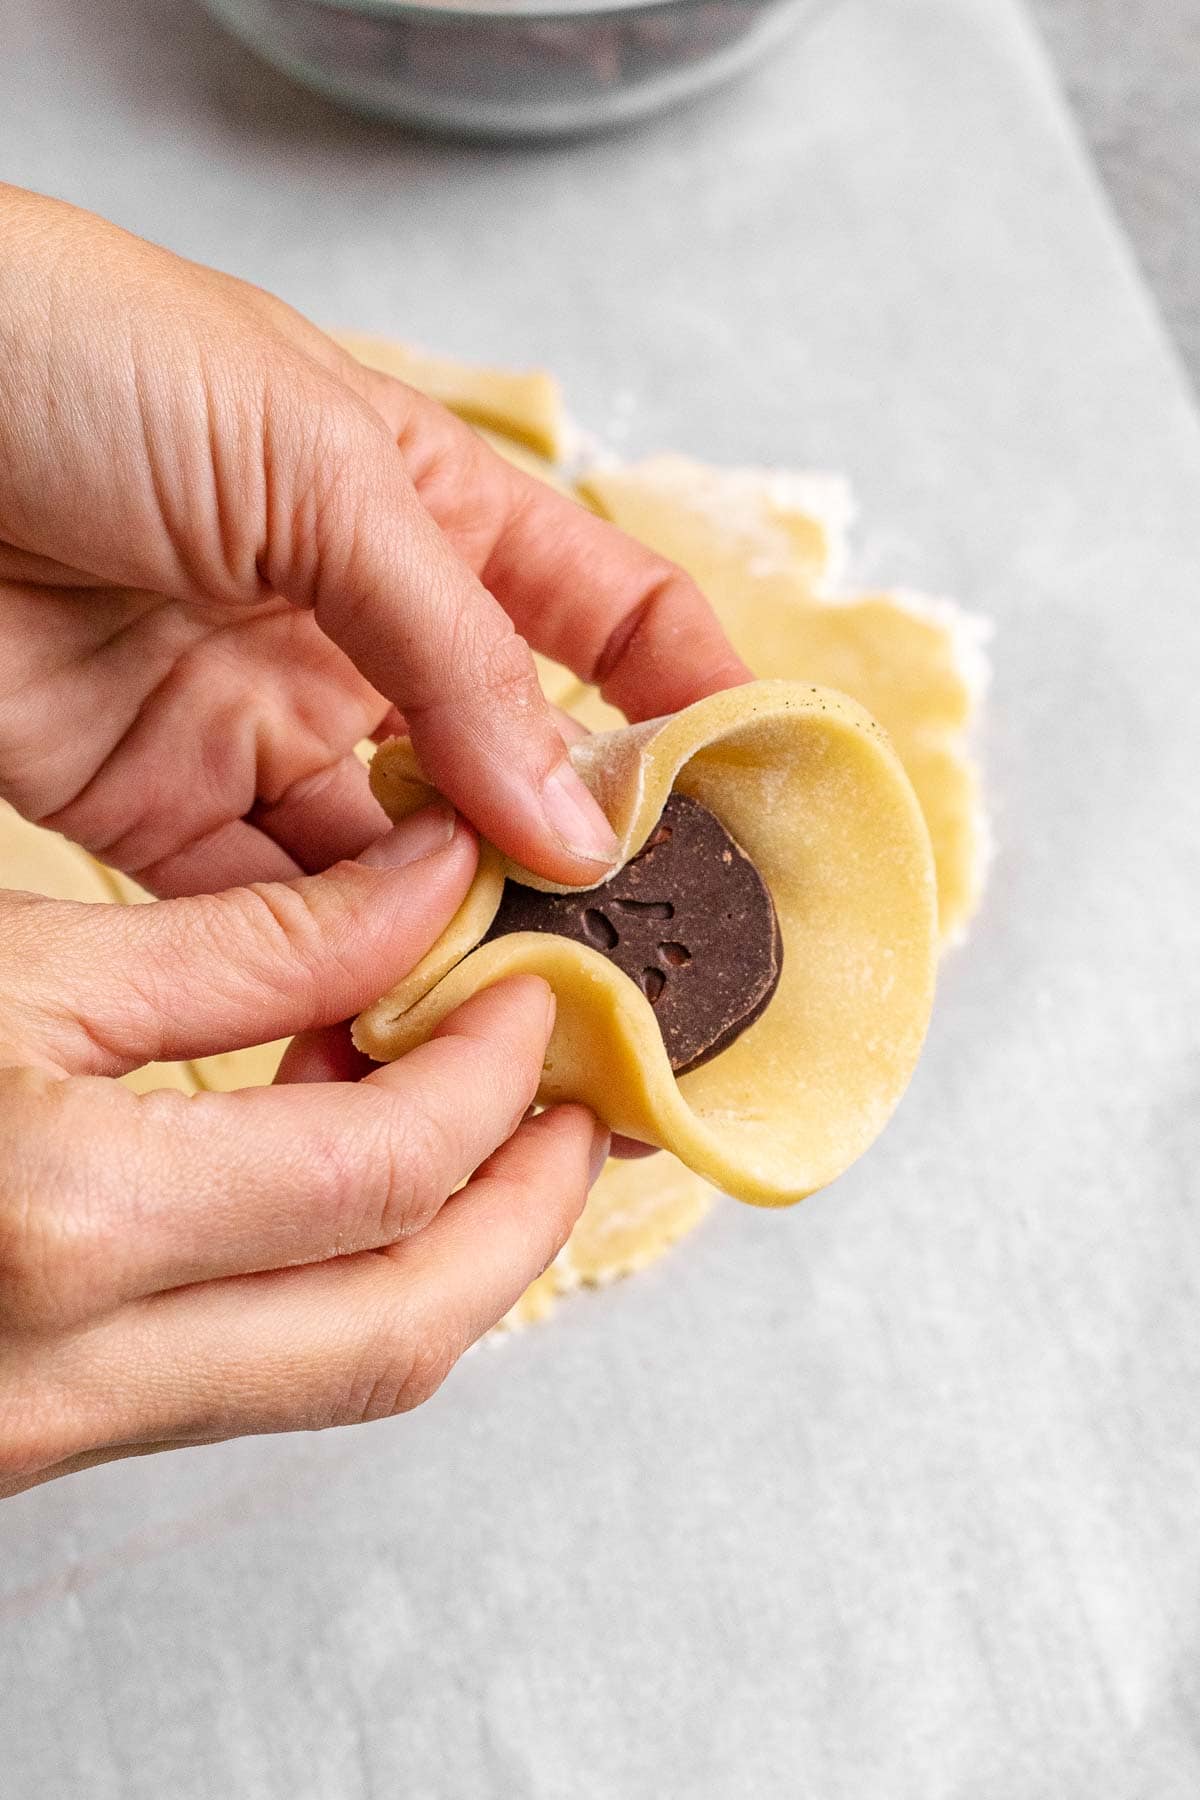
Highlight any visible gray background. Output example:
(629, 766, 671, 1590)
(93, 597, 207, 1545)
(1033, 0, 1199, 393)
(2, 1, 1199, 1796)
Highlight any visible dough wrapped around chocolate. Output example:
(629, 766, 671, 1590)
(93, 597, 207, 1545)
(353, 681, 938, 1208)
(481, 792, 784, 1077)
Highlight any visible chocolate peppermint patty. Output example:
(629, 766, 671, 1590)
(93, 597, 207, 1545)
(482, 792, 782, 1075)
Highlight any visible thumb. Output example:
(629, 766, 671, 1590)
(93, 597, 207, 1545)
(0, 805, 478, 1076)
(258, 381, 619, 885)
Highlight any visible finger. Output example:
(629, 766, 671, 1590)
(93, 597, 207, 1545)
(37, 599, 391, 898)
(275, 1020, 376, 1085)
(22, 1106, 605, 1470)
(0, 1436, 222, 1502)
(478, 473, 754, 725)
(349, 370, 753, 721)
(0, 978, 558, 1328)
(136, 816, 303, 896)
(4, 804, 477, 1073)
(609, 1135, 659, 1160)
(552, 705, 591, 747)
(258, 380, 620, 886)
(248, 751, 392, 873)
(384, 1103, 608, 1349)
(365, 707, 408, 744)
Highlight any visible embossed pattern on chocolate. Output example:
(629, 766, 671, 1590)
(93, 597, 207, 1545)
(482, 793, 782, 1074)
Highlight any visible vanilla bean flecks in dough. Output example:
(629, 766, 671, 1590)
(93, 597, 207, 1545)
(354, 681, 938, 1210)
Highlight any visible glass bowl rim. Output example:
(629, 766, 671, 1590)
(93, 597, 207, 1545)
(270, 0, 747, 23)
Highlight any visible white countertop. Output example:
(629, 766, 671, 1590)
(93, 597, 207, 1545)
(2, 1, 1199, 1794)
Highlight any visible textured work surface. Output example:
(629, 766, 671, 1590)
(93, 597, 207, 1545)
(2, 1, 1200, 1796)
(1031, 0, 1200, 391)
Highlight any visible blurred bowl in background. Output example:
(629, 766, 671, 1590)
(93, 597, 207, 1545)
(201, 0, 832, 138)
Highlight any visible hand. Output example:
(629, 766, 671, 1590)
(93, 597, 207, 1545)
(0, 183, 750, 897)
(0, 805, 609, 1498)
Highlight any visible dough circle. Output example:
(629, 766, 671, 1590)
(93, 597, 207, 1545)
(1, 339, 986, 1318)
(354, 680, 938, 1208)
(576, 460, 988, 942)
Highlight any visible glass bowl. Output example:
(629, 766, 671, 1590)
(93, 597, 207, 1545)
(201, 0, 830, 138)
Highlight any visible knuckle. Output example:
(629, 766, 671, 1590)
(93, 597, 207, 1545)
(391, 1324, 461, 1413)
(222, 880, 338, 1003)
(377, 1107, 456, 1237)
(339, 1314, 461, 1425)
(285, 1121, 365, 1251)
(301, 1067, 485, 1254)
(0, 1198, 62, 1332)
(591, 570, 678, 686)
(260, 373, 382, 590)
(0, 1074, 130, 1334)
(313, 1090, 454, 1247)
(449, 615, 540, 714)
(0, 1085, 87, 1333)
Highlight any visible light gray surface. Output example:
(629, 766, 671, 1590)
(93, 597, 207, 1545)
(1032, 0, 1200, 393)
(3, 0, 1200, 1794)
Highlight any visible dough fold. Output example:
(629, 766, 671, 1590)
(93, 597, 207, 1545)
(576, 458, 988, 941)
(354, 680, 938, 1208)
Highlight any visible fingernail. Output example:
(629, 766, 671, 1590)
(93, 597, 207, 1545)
(588, 1121, 612, 1187)
(543, 985, 558, 1038)
(541, 762, 619, 867)
(358, 801, 456, 869)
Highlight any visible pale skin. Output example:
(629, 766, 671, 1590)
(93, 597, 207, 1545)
(0, 185, 750, 1497)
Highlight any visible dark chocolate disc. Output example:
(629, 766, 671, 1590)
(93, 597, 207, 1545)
(482, 792, 782, 1075)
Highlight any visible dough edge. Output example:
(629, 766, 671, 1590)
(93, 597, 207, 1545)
(354, 680, 938, 1209)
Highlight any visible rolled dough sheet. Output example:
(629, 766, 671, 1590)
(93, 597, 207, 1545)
(0, 345, 987, 1322)
(500, 1150, 715, 1330)
(357, 681, 938, 1210)
(577, 458, 989, 943)
(345, 348, 986, 1318)
(0, 802, 200, 1096)
(333, 336, 988, 947)
(330, 330, 567, 461)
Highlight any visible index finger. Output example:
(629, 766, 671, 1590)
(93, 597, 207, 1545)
(351, 369, 753, 723)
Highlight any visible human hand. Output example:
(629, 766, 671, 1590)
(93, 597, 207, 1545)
(0, 805, 608, 1498)
(0, 183, 750, 898)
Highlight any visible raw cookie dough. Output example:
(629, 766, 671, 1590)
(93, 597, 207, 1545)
(578, 455, 853, 599)
(576, 458, 988, 942)
(3, 334, 989, 1323)
(1, 799, 125, 906)
(0, 732, 384, 1095)
(355, 681, 938, 1209)
(499, 1151, 715, 1330)
(0, 802, 201, 1095)
(329, 342, 984, 1309)
(330, 331, 566, 460)
(80, 860, 292, 1090)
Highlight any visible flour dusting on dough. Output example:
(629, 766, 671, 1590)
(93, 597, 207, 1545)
(879, 587, 994, 709)
(0, 338, 990, 1335)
